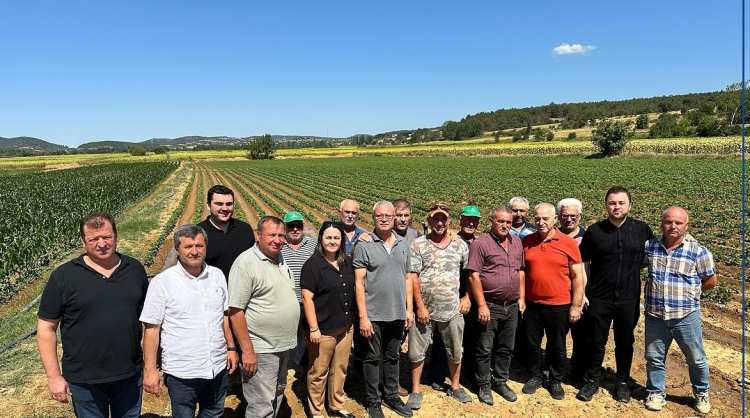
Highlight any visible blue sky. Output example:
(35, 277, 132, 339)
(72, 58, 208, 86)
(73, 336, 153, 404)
(0, 1, 741, 147)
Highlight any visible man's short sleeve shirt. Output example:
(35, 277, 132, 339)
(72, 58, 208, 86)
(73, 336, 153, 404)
(280, 237, 316, 303)
(410, 236, 468, 322)
(198, 217, 255, 280)
(644, 234, 715, 320)
(466, 233, 524, 303)
(227, 246, 300, 353)
(579, 217, 654, 302)
(510, 221, 536, 239)
(345, 226, 366, 256)
(523, 230, 582, 305)
(37, 254, 148, 384)
(352, 232, 410, 322)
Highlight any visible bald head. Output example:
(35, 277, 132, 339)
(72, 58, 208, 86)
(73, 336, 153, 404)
(533, 202, 557, 238)
(661, 206, 689, 244)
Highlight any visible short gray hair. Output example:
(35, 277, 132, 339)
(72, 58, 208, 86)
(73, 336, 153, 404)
(534, 202, 556, 216)
(373, 200, 395, 213)
(509, 197, 530, 210)
(339, 199, 359, 211)
(174, 224, 208, 247)
(557, 198, 582, 214)
(490, 206, 513, 219)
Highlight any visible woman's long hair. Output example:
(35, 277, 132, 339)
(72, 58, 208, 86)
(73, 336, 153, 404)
(314, 221, 348, 266)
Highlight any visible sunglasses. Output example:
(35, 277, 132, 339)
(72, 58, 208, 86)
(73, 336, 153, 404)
(429, 204, 449, 211)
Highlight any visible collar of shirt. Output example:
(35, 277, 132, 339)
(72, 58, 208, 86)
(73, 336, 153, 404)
(253, 245, 281, 263)
(176, 260, 209, 280)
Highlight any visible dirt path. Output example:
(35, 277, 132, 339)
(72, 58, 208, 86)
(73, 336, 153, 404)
(219, 170, 276, 220)
(198, 166, 211, 220)
(146, 165, 198, 275)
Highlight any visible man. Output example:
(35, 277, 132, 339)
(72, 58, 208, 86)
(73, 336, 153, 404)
(576, 187, 654, 403)
(557, 198, 586, 244)
(353, 201, 414, 418)
(429, 205, 482, 389)
(556, 198, 589, 386)
(643, 207, 716, 414)
(509, 197, 537, 239)
(37, 213, 148, 418)
(407, 204, 472, 410)
(522, 203, 584, 401)
(467, 206, 525, 405)
(198, 185, 256, 280)
(140, 225, 238, 418)
(393, 199, 422, 243)
(228, 216, 299, 418)
(339, 199, 366, 256)
(279, 211, 316, 369)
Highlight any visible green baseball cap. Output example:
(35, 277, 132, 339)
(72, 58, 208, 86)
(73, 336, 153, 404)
(460, 205, 481, 217)
(283, 212, 304, 223)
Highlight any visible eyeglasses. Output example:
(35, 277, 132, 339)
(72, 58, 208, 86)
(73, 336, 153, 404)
(374, 215, 394, 220)
(560, 214, 580, 220)
(286, 223, 304, 230)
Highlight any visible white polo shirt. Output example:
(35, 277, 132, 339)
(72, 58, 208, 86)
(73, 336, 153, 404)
(140, 261, 228, 379)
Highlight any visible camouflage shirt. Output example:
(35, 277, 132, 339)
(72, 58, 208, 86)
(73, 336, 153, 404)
(410, 235, 469, 322)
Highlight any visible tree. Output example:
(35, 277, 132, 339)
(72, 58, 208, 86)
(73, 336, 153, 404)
(567, 132, 577, 140)
(717, 80, 749, 125)
(247, 134, 277, 160)
(635, 114, 649, 129)
(130, 146, 146, 156)
(545, 131, 555, 141)
(153, 146, 167, 154)
(591, 119, 629, 156)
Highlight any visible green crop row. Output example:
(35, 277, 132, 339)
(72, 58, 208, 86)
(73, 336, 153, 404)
(0, 162, 178, 301)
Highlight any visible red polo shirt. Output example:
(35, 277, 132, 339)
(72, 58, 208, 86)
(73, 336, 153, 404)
(523, 228, 582, 305)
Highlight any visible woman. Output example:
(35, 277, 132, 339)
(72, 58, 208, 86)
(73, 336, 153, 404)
(300, 221, 356, 418)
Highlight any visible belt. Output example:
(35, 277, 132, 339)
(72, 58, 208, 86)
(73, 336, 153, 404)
(486, 299, 517, 306)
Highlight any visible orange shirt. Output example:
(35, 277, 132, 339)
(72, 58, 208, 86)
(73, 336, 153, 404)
(523, 228, 582, 305)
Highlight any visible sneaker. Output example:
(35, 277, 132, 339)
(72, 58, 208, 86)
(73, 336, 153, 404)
(406, 392, 422, 410)
(645, 392, 667, 411)
(382, 396, 413, 417)
(367, 404, 385, 418)
(449, 387, 472, 403)
(614, 381, 631, 403)
(478, 385, 494, 405)
(695, 391, 711, 414)
(522, 376, 543, 394)
(576, 381, 598, 402)
(549, 381, 565, 400)
(493, 382, 518, 402)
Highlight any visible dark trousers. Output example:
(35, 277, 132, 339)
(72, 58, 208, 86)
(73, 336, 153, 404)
(68, 369, 143, 418)
(475, 302, 518, 386)
(568, 306, 591, 383)
(585, 298, 639, 383)
(429, 305, 478, 386)
(363, 320, 405, 406)
(525, 301, 570, 383)
(513, 309, 528, 368)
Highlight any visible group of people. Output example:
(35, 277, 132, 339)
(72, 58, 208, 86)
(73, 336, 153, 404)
(36, 184, 717, 418)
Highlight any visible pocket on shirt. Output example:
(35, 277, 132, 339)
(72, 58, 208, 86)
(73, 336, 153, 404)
(208, 286, 226, 310)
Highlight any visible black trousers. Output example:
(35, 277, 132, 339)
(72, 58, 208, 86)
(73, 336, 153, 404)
(585, 298, 639, 383)
(568, 306, 591, 382)
(525, 301, 570, 383)
(363, 320, 405, 406)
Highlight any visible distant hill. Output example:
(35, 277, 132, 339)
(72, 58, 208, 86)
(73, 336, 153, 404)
(0, 136, 70, 156)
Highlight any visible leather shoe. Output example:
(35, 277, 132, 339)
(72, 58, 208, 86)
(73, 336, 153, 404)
(367, 404, 385, 418)
(576, 381, 598, 402)
(478, 385, 494, 405)
(382, 396, 413, 417)
(493, 382, 517, 402)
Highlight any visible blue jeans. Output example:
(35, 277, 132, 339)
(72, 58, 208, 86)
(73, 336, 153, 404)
(68, 369, 142, 418)
(164, 369, 228, 418)
(645, 310, 710, 394)
(242, 351, 289, 418)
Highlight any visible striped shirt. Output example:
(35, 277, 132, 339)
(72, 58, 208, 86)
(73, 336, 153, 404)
(644, 233, 715, 320)
(281, 237, 316, 303)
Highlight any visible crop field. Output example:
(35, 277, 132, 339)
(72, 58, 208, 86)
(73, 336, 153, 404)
(0, 155, 748, 417)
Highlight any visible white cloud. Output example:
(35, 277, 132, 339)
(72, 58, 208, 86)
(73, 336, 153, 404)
(552, 43, 596, 56)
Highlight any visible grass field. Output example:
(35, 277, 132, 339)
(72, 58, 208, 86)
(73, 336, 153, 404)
(0, 154, 747, 417)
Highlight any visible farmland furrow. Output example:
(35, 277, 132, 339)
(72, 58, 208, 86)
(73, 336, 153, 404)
(214, 169, 266, 226)
(213, 171, 248, 223)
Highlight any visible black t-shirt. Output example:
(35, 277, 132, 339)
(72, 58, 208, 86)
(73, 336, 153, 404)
(198, 216, 256, 280)
(299, 255, 355, 334)
(579, 217, 654, 302)
(37, 254, 148, 384)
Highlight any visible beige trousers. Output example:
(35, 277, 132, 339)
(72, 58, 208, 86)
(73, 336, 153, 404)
(306, 324, 354, 415)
